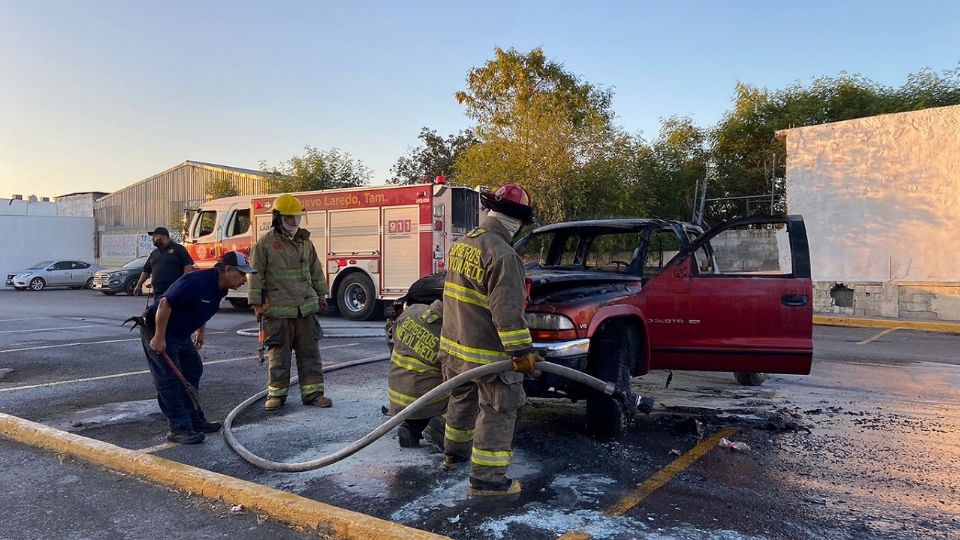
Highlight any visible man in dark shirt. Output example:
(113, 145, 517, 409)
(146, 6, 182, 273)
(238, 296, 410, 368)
(134, 227, 194, 298)
(142, 251, 252, 444)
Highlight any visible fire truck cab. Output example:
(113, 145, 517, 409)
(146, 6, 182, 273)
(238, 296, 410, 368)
(184, 194, 253, 308)
(186, 183, 479, 320)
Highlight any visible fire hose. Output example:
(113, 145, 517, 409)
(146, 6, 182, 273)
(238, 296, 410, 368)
(222, 359, 621, 473)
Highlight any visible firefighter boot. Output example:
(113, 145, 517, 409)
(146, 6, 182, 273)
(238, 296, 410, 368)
(442, 453, 468, 471)
(264, 396, 285, 412)
(304, 395, 333, 408)
(397, 424, 420, 448)
(468, 478, 522, 497)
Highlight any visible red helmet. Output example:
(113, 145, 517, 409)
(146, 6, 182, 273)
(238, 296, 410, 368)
(480, 184, 535, 224)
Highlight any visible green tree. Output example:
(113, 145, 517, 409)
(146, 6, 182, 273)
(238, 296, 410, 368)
(453, 47, 619, 224)
(205, 177, 240, 199)
(708, 66, 960, 221)
(389, 128, 478, 185)
(260, 146, 371, 192)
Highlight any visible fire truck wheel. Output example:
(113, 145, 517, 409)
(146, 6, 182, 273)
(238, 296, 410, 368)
(337, 273, 378, 321)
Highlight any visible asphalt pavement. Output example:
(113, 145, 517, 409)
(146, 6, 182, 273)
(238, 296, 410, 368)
(1, 289, 958, 539)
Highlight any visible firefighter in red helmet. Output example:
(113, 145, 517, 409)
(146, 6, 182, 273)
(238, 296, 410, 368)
(438, 183, 540, 497)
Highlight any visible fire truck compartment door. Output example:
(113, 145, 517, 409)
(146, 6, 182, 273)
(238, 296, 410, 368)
(303, 211, 327, 264)
(330, 209, 380, 254)
(382, 206, 420, 290)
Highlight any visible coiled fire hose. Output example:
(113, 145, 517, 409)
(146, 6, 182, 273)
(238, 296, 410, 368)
(222, 358, 617, 473)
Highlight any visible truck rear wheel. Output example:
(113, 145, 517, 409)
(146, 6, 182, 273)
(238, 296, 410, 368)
(336, 273, 378, 321)
(585, 324, 636, 439)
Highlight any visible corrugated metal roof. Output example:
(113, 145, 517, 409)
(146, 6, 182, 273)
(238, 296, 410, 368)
(97, 161, 272, 203)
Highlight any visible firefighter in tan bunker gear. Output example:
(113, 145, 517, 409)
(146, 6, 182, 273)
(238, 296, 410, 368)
(439, 183, 538, 497)
(249, 194, 332, 411)
(387, 298, 447, 449)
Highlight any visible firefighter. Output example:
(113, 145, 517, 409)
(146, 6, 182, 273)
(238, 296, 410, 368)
(249, 193, 331, 411)
(439, 183, 539, 497)
(387, 295, 447, 449)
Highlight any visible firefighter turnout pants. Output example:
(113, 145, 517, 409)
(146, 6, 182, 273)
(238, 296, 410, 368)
(264, 315, 326, 403)
(442, 355, 526, 483)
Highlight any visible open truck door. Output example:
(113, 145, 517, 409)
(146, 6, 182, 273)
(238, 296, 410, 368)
(639, 215, 813, 376)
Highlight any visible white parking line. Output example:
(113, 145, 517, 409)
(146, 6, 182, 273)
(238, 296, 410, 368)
(0, 331, 228, 354)
(138, 441, 180, 454)
(0, 343, 360, 393)
(0, 338, 141, 354)
(0, 324, 113, 334)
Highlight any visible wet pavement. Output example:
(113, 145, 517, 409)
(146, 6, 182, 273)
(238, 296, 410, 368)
(1, 290, 959, 539)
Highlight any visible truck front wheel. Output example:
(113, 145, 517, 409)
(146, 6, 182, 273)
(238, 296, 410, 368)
(585, 324, 637, 438)
(336, 273, 378, 321)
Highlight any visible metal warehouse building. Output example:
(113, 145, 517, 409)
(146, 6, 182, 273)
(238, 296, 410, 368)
(94, 160, 273, 264)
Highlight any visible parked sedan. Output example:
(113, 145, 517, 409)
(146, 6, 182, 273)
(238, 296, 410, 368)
(6, 260, 100, 291)
(91, 257, 148, 295)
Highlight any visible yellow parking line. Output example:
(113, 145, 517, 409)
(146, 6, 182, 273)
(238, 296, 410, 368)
(558, 426, 739, 540)
(605, 426, 739, 516)
(856, 327, 901, 345)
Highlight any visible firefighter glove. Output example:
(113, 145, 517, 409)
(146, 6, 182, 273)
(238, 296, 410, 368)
(511, 351, 542, 374)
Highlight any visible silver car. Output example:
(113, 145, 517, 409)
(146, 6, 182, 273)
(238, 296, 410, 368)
(6, 260, 101, 291)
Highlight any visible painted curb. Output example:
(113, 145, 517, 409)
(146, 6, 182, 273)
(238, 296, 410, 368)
(0, 412, 449, 540)
(813, 315, 960, 333)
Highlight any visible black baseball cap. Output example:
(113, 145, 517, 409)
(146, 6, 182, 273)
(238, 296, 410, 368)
(147, 227, 170, 237)
(218, 251, 257, 273)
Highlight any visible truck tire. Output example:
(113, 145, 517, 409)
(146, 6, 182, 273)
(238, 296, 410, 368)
(585, 324, 636, 439)
(29, 278, 46, 291)
(123, 277, 137, 296)
(734, 372, 768, 386)
(336, 273, 378, 321)
(227, 298, 249, 309)
(100, 291, 116, 296)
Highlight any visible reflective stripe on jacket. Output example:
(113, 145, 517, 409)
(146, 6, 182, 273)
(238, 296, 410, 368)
(440, 216, 531, 365)
(248, 228, 328, 319)
(387, 300, 447, 418)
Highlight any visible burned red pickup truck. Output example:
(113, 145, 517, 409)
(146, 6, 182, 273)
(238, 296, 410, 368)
(515, 214, 812, 436)
(388, 215, 813, 437)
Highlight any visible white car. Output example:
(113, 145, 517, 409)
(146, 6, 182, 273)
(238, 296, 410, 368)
(6, 260, 101, 291)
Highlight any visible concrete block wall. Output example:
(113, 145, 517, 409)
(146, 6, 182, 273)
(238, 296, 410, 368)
(813, 281, 960, 321)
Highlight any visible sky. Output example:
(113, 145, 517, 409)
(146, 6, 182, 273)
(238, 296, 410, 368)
(1, 0, 958, 197)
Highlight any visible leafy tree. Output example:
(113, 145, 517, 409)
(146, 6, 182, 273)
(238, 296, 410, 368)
(259, 146, 371, 192)
(389, 128, 478, 185)
(205, 177, 240, 199)
(708, 66, 960, 221)
(453, 47, 618, 224)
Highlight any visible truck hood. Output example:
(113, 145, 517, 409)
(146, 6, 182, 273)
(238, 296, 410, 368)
(526, 268, 640, 305)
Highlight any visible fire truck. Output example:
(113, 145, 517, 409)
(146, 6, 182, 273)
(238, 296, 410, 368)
(184, 182, 480, 320)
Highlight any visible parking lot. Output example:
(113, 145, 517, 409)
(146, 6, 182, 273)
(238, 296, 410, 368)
(1, 289, 959, 540)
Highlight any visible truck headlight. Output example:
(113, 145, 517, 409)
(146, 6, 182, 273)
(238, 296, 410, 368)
(524, 312, 575, 330)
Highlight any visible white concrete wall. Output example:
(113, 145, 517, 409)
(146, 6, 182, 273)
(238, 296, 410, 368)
(782, 105, 960, 282)
(0, 215, 95, 279)
(0, 198, 59, 217)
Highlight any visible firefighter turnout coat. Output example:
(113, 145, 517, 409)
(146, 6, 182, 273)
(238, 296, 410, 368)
(440, 216, 532, 363)
(387, 300, 447, 419)
(248, 228, 327, 317)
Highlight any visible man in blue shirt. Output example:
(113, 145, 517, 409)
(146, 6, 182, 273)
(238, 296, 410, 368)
(143, 251, 252, 444)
